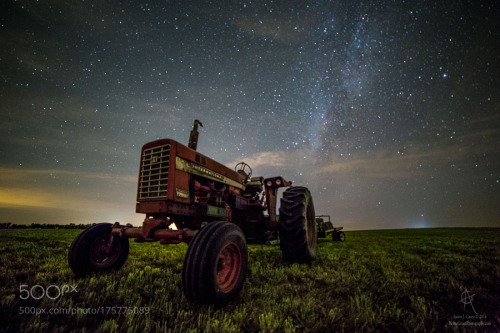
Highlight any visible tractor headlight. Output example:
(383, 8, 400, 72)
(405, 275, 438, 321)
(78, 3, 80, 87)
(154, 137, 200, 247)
(275, 179, 282, 185)
(266, 180, 273, 187)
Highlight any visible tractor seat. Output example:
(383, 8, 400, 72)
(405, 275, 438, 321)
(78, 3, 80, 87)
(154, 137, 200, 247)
(244, 177, 264, 196)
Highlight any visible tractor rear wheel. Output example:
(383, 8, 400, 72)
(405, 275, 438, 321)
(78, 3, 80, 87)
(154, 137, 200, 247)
(278, 187, 317, 264)
(182, 221, 248, 305)
(68, 223, 129, 276)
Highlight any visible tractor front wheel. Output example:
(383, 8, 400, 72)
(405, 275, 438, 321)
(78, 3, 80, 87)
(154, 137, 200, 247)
(182, 221, 248, 305)
(68, 223, 129, 276)
(279, 187, 317, 264)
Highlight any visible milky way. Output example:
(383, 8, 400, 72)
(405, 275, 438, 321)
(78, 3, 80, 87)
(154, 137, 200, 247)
(0, 0, 498, 229)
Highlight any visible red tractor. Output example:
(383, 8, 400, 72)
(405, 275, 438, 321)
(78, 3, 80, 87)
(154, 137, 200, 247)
(68, 120, 317, 305)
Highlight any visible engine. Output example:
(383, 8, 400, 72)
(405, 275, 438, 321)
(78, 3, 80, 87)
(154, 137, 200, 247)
(135, 138, 256, 228)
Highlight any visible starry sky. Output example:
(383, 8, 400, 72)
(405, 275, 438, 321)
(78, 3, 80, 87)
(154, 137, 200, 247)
(1, 0, 499, 230)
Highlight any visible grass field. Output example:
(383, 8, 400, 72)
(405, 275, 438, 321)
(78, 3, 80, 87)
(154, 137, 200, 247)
(0, 228, 498, 332)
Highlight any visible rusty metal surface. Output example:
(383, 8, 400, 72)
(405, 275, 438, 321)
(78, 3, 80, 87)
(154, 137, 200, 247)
(264, 176, 292, 224)
(112, 221, 197, 244)
(136, 139, 247, 211)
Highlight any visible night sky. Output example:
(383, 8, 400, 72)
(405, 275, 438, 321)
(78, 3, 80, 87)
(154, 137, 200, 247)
(1, 0, 498, 230)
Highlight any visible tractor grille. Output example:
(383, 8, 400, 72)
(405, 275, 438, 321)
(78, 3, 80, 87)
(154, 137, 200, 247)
(139, 143, 170, 199)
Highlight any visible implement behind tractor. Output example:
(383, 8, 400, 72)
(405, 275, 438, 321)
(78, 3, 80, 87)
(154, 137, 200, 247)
(69, 120, 317, 305)
(316, 215, 345, 241)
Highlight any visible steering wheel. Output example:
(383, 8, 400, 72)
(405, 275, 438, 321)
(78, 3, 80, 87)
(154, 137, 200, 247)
(235, 162, 252, 180)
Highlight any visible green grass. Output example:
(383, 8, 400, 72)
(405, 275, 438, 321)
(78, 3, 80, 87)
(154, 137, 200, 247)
(0, 228, 498, 332)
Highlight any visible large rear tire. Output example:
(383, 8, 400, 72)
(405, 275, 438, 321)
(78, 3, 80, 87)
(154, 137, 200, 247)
(279, 187, 317, 264)
(182, 221, 248, 305)
(68, 223, 129, 276)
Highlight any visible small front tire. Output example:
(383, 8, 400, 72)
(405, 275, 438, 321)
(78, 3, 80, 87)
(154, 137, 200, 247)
(332, 231, 346, 242)
(68, 223, 129, 276)
(182, 221, 248, 305)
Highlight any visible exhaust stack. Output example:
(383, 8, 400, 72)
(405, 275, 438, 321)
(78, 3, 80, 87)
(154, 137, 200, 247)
(188, 119, 203, 151)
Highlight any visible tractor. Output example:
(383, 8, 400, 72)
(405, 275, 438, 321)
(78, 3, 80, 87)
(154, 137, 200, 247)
(68, 120, 317, 305)
(316, 215, 345, 241)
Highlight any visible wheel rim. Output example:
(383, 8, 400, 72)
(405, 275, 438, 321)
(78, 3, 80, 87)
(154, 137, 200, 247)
(339, 233, 345, 241)
(216, 243, 242, 293)
(89, 236, 121, 267)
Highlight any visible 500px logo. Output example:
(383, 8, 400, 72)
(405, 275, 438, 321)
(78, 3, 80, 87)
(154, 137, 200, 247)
(19, 284, 78, 300)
